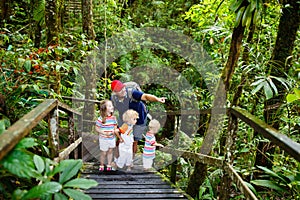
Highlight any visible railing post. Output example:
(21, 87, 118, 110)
(68, 112, 75, 159)
(77, 114, 83, 159)
(48, 107, 60, 159)
(170, 115, 180, 183)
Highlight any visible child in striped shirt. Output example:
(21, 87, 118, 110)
(95, 99, 122, 171)
(142, 119, 164, 171)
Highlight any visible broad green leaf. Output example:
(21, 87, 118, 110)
(251, 80, 264, 95)
(263, 81, 273, 100)
(287, 94, 298, 103)
(15, 138, 38, 149)
(272, 76, 290, 90)
(23, 182, 62, 200)
(24, 60, 32, 72)
(230, 0, 244, 12)
(18, 58, 25, 67)
(294, 88, 300, 97)
(64, 178, 98, 189)
(251, 180, 285, 191)
(257, 166, 288, 183)
(250, 78, 265, 86)
(268, 78, 278, 96)
(63, 188, 92, 200)
(58, 160, 83, 184)
(235, 6, 245, 27)
(54, 193, 69, 200)
(1, 150, 37, 179)
(33, 155, 45, 173)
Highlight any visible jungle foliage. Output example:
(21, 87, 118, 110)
(0, 0, 299, 199)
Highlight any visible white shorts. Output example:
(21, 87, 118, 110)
(143, 157, 154, 169)
(99, 138, 116, 151)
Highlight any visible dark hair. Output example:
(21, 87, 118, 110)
(99, 99, 112, 124)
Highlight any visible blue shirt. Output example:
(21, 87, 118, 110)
(112, 89, 147, 125)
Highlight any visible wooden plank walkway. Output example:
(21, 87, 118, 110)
(81, 163, 190, 200)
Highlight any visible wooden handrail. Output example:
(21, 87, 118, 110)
(160, 147, 257, 200)
(0, 99, 83, 162)
(230, 107, 300, 162)
(0, 99, 58, 161)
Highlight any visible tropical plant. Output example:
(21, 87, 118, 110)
(0, 138, 98, 200)
(251, 166, 300, 199)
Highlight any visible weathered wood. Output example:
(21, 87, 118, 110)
(160, 147, 223, 167)
(54, 137, 82, 162)
(230, 107, 300, 162)
(48, 108, 59, 159)
(0, 99, 57, 161)
(224, 163, 258, 200)
(81, 163, 191, 200)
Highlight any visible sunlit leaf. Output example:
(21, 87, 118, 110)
(63, 188, 92, 200)
(23, 182, 62, 200)
(64, 178, 98, 189)
(33, 155, 45, 173)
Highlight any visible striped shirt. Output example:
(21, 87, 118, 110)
(96, 115, 117, 140)
(143, 132, 156, 159)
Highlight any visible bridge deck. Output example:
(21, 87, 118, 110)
(81, 163, 190, 200)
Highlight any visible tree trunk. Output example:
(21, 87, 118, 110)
(0, 0, 10, 28)
(45, 0, 59, 45)
(82, 0, 95, 40)
(257, 0, 300, 168)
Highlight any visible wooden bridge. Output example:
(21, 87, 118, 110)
(0, 99, 299, 199)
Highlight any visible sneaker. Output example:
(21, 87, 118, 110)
(106, 165, 112, 171)
(99, 166, 104, 171)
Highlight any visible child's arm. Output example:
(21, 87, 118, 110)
(153, 142, 164, 148)
(95, 126, 105, 135)
(114, 126, 124, 143)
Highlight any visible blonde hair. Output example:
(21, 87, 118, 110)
(148, 119, 161, 132)
(122, 109, 139, 123)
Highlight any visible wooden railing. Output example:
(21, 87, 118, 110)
(160, 106, 300, 200)
(0, 99, 83, 162)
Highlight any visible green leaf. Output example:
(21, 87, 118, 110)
(63, 188, 92, 200)
(58, 159, 83, 184)
(263, 81, 273, 100)
(257, 166, 288, 183)
(24, 60, 32, 73)
(268, 78, 278, 96)
(1, 149, 37, 179)
(286, 94, 298, 103)
(251, 180, 285, 191)
(250, 78, 265, 86)
(251, 80, 264, 95)
(54, 193, 69, 200)
(230, 0, 244, 12)
(23, 182, 62, 200)
(64, 178, 98, 189)
(235, 6, 245, 27)
(294, 88, 300, 97)
(34, 155, 45, 173)
(15, 137, 38, 149)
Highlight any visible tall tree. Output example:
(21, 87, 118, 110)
(45, 0, 59, 45)
(82, 0, 95, 39)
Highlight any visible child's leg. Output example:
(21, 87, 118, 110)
(100, 150, 106, 166)
(107, 148, 113, 166)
